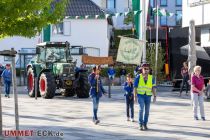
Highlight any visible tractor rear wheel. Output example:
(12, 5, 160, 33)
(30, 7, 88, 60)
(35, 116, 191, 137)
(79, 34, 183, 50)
(63, 88, 75, 97)
(27, 67, 35, 97)
(76, 72, 90, 98)
(39, 72, 56, 99)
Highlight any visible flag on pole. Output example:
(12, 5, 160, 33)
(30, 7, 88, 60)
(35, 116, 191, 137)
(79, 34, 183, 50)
(116, 37, 144, 65)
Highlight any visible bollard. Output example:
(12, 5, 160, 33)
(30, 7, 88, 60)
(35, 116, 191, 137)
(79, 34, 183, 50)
(108, 79, 111, 98)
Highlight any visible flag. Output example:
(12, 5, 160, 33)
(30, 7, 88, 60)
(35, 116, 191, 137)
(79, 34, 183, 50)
(116, 37, 143, 65)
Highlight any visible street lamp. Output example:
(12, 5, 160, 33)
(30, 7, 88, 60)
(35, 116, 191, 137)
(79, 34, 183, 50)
(0, 48, 19, 139)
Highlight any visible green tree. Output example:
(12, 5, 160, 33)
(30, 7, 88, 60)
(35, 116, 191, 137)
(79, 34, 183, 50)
(0, 0, 67, 38)
(146, 43, 165, 81)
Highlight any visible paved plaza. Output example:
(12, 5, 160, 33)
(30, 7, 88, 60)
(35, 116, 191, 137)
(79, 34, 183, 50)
(1, 86, 210, 140)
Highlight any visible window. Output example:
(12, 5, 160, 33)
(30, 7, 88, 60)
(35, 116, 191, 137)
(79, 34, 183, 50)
(150, 0, 155, 7)
(160, 0, 167, 6)
(107, 0, 116, 12)
(160, 15, 167, 26)
(4, 56, 12, 61)
(176, 10, 182, 26)
(52, 23, 63, 35)
(176, 0, 182, 6)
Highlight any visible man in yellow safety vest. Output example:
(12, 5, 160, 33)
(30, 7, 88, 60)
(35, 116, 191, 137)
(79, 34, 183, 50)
(134, 63, 156, 131)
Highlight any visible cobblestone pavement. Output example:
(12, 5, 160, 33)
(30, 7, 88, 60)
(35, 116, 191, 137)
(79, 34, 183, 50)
(1, 86, 210, 140)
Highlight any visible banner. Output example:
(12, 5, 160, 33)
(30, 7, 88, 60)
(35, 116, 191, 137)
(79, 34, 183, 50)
(82, 55, 114, 65)
(116, 37, 143, 65)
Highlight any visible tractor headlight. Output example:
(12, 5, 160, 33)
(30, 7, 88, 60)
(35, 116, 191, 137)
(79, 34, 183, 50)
(63, 74, 67, 77)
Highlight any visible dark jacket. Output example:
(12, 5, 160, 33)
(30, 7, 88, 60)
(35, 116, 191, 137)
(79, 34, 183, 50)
(124, 81, 134, 96)
(88, 73, 106, 98)
(120, 68, 127, 76)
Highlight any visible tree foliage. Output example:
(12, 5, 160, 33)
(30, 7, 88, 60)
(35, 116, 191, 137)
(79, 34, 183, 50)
(0, 0, 67, 38)
(146, 43, 165, 81)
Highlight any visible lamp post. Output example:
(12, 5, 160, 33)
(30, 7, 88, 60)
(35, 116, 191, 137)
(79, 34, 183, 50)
(0, 48, 19, 139)
(155, 0, 159, 84)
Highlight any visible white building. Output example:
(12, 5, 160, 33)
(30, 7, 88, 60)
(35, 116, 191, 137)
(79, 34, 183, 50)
(48, 0, 112, 66)
(0, 0, 113, 67)
(148, 0, 182, 27)
(182, 0, 210, 48)
(92, 0, 132, 29)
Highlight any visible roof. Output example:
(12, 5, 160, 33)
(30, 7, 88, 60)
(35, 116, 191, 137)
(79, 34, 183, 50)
(65, 0, 105, 17)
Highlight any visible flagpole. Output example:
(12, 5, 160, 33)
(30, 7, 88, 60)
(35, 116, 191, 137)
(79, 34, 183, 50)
(155, 1, 159, 84)
(142, 0, 147, 63)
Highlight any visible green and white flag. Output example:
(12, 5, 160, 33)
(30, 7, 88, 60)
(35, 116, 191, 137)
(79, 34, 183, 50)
(116, 37, 143, 65)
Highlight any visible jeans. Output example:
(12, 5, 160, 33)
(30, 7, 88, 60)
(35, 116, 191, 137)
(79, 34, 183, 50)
(92, 96, 100, 120)
(180, 75, 189, 93)
(192, 93, 205, 118)
(4, 80, 11, 95)
(137, 94, 151, 125)
(125, 94, 134, 119)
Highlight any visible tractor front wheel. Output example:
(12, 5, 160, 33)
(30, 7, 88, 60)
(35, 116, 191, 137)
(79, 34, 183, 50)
(27, 67, 35, 97)
(76, 72, 90, 98)
(39, 72, 56, 99)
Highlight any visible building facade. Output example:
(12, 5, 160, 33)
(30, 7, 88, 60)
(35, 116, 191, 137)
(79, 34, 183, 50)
(92, 0, 132, 29)
(182, 0, 210, 48)
(148, 0, 182, 27)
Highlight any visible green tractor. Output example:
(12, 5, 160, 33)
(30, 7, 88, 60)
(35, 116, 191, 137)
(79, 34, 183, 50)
(27, 41, 90, 99)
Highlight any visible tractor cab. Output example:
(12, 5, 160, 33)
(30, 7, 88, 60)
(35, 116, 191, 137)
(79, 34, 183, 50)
(36, 42, 73, 63)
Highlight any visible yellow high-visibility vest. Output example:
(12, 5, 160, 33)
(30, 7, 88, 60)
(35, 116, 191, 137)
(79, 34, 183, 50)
(137, 74, 154, 96)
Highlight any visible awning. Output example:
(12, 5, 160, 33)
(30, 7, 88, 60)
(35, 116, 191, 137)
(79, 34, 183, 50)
(180, 45, 210, 60)
(82, 55, 114, 65)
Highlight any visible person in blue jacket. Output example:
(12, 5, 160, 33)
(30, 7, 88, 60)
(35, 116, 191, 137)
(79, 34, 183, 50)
(123, 73, 134, 122)
(107, 65, 116, 85)
(88, 65, 106, 124)
(1, 64, 12, 98)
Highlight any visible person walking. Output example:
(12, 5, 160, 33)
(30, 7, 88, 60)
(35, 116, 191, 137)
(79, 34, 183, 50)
(191, 66, 206, 121)
(88, 65, 106, 124)
(1, 64, 12, 98)
(120, 65, 127, 85)
(107, 65, 116, 86)
(0, 63, 5, 85)
(179, 61, 189, 96)
(123, 73, 134, 122)
(134, 63, 156, 131)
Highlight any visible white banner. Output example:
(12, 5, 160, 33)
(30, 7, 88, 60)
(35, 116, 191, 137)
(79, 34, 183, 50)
(116, 37, 143, 65)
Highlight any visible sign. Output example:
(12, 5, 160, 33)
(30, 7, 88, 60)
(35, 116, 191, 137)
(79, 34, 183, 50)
(116, 37, 143, 65)
(82, 55, 113, 65)
(189, 0, 210, 6)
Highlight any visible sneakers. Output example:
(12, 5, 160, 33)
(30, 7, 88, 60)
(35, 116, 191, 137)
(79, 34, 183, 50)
(179, 92, 182, 97)
(194, 116, 199, 120)
(201, 117, 206, 121)
(139, 124, 144, 131)
(5, 94, 10, 98)
(143, 124, 148, 130)
(127, 117, 130, 121)
(131, 118, 134, 122)
(95, 120, 100, 125)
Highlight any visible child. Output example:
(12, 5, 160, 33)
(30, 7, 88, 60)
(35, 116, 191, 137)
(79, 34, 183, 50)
(123, 73, 134, 122)
(204, 79, 210, 99)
